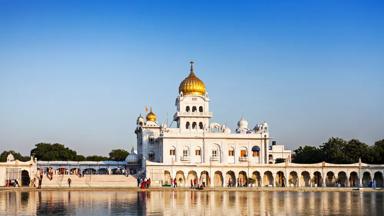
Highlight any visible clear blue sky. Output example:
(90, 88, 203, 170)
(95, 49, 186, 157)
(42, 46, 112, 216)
(0, 0, 383, 156)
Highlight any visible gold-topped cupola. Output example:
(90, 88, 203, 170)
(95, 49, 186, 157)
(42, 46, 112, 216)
(146, 107, 157, 122)
(179, 61, 206, 96)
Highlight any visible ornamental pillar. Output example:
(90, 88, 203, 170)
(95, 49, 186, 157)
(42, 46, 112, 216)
(346, 174, 350, 187)
(297, 173, 301, 187)
(359, 175, 363, 187)
(273, 172, 277, 187)
(309, 173, 313, 187)
(284, 172, 289, 187)
(322, 173, 326, 187)
(260, 175, 264, 187)
(336, 172, 342, 187)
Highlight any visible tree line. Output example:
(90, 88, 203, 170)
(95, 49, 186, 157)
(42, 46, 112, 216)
(292, 137, 384, 164)
(0, 143, 129, 162)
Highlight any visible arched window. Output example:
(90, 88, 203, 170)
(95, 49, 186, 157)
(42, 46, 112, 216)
(192, 106, 197, 112)
(211, 144, 220, 160)
(195, 147, 201, 156)
(268, 154, 273, 163)
(252, 146, 260, 157)
(240, 147, 248, 157)
(169, 147, 176, 156)
(148, 151, 155, 161)
(148, 136, 155, 144)
(212, 149, 218, 157)
(183, 147, 189, 157)
(186, 122, 190, 129)
(192, 122, 197, 129)
(228, 147, 235, 156)
(186, 106, 190, 112)
(199, 122, 203, 129)
(199, 106, 203, 112)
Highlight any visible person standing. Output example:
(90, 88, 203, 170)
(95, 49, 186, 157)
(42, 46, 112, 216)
(38, 172, 43, 189)
(67, 177, 71, 188)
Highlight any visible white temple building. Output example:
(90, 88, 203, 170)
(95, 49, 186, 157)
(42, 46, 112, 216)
(135, 62, 292, 187)
(1, 62, 383, 189)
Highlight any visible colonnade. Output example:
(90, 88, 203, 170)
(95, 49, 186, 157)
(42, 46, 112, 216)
(157, 168, 384, 188)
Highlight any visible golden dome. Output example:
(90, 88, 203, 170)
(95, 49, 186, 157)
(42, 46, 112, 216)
(146, 108, 157, 122)
(179, 61, 206, 96)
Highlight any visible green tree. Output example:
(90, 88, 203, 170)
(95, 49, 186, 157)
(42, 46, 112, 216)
(372, 139, 384, 164)
(292, 137, 383, 164)
(344, 139, 372, 163)
(85, 155, 109, 161)
(109, 149, 129, 161)
(75, 155, 86, 161)
(275, 158, 286, 163)
(30, 143, 80, 161)
(0, 150, 30, 162)
(292, 146, 323, 163)
(319, 137, 347, 163)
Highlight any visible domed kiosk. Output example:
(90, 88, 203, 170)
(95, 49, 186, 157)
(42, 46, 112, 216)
(126, 148, 139, 175)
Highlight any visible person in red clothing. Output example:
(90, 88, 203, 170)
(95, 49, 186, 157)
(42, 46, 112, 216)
(147, 178, 151, 188)
(140, 179, 145, 189)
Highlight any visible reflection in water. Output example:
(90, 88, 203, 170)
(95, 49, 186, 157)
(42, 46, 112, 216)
(0, 190, 383, 215)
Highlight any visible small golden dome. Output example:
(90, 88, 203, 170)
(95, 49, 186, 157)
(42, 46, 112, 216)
(146, 108, 157, 122)
(179, 61, 206, 96)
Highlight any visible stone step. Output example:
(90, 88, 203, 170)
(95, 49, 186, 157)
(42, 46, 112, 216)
(40, 175, 137, 188)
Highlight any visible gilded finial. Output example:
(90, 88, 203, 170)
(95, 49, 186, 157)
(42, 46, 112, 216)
(190, 61, 194, 74)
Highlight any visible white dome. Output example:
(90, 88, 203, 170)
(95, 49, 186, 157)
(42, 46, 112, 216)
(126, 153, 139, 163)
(126, 148, 139, 163)
(237, 117, 248, 129)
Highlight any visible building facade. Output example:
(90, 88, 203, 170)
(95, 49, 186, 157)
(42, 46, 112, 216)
(136, 62, 296, 186)
(0, 154, 38, 187)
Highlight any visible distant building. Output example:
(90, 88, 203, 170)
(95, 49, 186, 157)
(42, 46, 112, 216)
(269, 141, 292, 163)
(0, 154, 37, 187)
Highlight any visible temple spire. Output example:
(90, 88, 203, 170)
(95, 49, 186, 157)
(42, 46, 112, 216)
(189, 61, 194, 74)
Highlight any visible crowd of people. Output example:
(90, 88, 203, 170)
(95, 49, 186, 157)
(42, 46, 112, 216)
(137, 177, 151, 189)
(188, 178, 205, 189)
(5, 179, 20, 187)
(166, 178, 206, 189)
